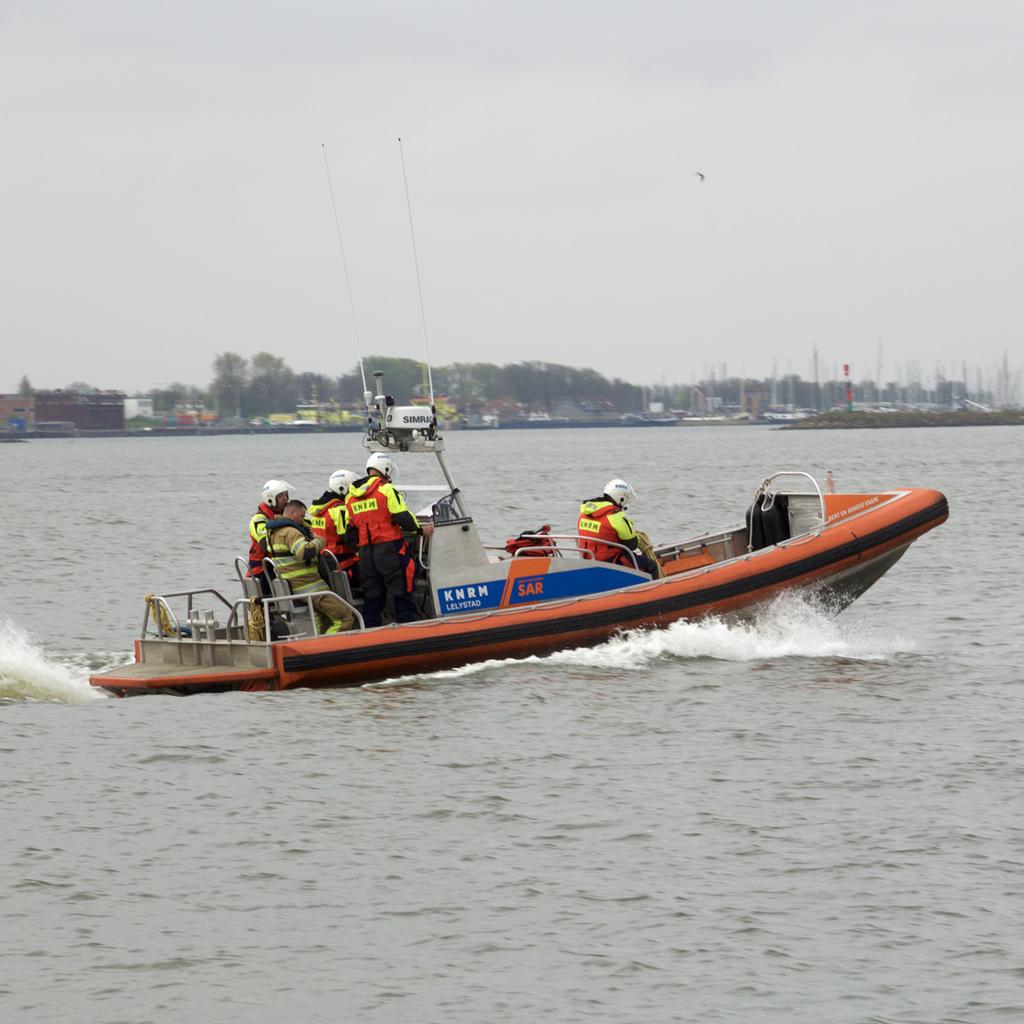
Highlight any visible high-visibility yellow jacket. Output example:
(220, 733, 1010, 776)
(308, 493, 357, 569)
(345, 476, 419, 546)
(577, 498, 638, 565)
(248, 502, 277, 573)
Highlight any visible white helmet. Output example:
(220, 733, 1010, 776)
(366, 452, 397, 480)
(328, 468, 357, 497)
(261, 479, 294, 507)
(603, 478, 637, 509)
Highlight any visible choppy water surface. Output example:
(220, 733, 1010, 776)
(2, 426, 1021, 1023)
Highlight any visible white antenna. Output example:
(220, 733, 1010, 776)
(321, 144, 368, 396)
(397, 137, 436, 407)
(813, 342, 820, 411)
(876, 337, 883, 405)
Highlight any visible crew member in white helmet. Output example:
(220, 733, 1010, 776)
(248, 479, 295, 593)
(577, 479, 657, 575)
(345, 453, 434, 627)
(307, 469, 360, 586)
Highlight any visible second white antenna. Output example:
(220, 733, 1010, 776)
(321, 143, 367, 395)
(398, 137, 436, 407)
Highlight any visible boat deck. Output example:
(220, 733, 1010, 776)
(95, 663, 277, 688)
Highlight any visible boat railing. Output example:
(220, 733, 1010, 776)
(143, 587, 364, 645)
(483, 534, 641, 571)
(749, 471, 827, 552)
(142, 588, 236, 639)
(141, 594, 182, 638)
(654, 530, 741, 565)
(259, 593, 315, 641)
(755, 471, 826, 521)
(266, 590, 365, 639)
(232, 592, 365, 644)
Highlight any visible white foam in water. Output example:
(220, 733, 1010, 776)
(550, 592, 914, 670)
(0, 620, 109, 703)
(367, 593, 915, 689)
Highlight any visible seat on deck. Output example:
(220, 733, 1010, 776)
(746, 493, 791, 551)
(318, 550, 355, 604)
(261, 558, 317, 638)
(235, 557, 263, 600)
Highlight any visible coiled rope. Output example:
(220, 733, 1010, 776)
(247, 597, 266, 641)
(144, 594, 177, 637)
(636, 531, 665, 579)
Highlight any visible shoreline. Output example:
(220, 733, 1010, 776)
(782, 410, 1024, 429)
(7, 419, 730, 440)
(9, 410, 1022, 440)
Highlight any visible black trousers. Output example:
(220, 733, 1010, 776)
(359, 540, 416, 627)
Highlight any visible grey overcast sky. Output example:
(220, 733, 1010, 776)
(2, 1, 1021, 393)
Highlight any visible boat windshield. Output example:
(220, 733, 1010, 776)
(398, 483, 463, 522)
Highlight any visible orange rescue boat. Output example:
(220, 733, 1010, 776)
(90, 476, 947, 696)
(90, 373, 948, 696)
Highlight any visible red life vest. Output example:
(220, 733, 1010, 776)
(248, 502, 277, 574)
(308, 497, 358, 570)
(346, 477, 403, 546)
(504, 524, 556, 558)
(577, 501, 631, 565)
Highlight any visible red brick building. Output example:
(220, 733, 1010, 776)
(32, 390, 125, 430)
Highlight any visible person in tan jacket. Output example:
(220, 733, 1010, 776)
(265, 501, 355, 634)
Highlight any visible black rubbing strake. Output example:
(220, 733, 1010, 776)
(282, 496, 948, 674)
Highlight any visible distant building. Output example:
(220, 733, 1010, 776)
(551, 397, 620, 421)
(33, 390, 125, 430)
(124, 396, 155, 420)
(479, 398, 523, 421)
(0, 395, 34, 431)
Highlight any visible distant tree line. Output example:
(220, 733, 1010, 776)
(36, 352, 1012, 416)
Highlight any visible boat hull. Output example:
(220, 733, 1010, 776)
(91, 488, 948, 695)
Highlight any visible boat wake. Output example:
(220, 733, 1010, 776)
(367, 594, 916, 689)
(0, 620, 116, 703)
(548, 592, 914, 669)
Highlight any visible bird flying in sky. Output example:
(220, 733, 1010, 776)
(694, 171, 705, 182)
